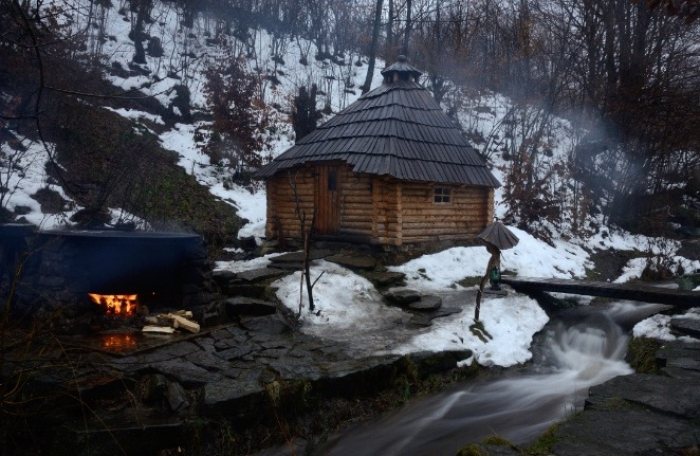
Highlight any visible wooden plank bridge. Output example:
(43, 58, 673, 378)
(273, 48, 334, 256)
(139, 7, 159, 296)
(500, 276, 700, 308)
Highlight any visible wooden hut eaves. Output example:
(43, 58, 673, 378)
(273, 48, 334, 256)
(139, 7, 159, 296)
(256, 147, 499, 187)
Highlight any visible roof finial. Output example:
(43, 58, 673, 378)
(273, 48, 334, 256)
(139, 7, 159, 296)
(381, 55, 422, 83)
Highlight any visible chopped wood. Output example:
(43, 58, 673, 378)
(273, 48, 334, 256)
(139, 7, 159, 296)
(172, 310, 194, 318)
(142, 325, 176, 334)
(163, 313, 200, 333)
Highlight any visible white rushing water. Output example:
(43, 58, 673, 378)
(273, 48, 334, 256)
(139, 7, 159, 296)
(317, 304, 641, 456)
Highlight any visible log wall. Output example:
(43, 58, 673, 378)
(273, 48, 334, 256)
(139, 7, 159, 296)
(398, 181, 492, 243)
(265, 167, 316, 240)
(265, 164, 495, 247)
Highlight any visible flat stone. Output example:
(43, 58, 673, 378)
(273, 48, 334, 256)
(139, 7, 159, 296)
(269, 250, 331, 264)
(151, 359, 222, 387)
(258, 347, 290, 359)
(218, 283, 270, 299)
(406, 314, 433, 329)
(552, 407, 698, 456)
(587, 374, 700, 419)
(224, 296, 278, 316)
(326, 254, 377, 270)
(662, 365, 700, 380)
(428, 306, 463, 320)
(166, 381, 190, 411)
(215, 343, 260, 361)
(203, 380, 266, 416)
(264, 359, 324, 381)
(408, 294, 442, 311)
(185, 350, 226, 371)
(110, 341, 202, 372)
(409, 350, 472, 376)
(235, 267, 288, 283)
(240, 314, 292, 335)
(671, 317, 700, 338)
(365, 271, 406, 287)
(212, 269, 237, 284)
(384, 288, 421, 305)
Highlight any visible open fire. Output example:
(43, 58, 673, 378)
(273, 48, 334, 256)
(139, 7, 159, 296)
(88, 293, 139, 316)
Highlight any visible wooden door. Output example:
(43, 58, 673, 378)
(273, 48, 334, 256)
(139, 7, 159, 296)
(314, 165, 340, 234)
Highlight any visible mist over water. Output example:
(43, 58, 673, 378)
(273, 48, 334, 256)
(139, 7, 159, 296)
(318, 306, 636, 456)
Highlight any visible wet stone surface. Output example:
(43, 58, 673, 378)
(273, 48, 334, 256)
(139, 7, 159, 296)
(7, 298, 448, 455)
(551, 339, 700, 456)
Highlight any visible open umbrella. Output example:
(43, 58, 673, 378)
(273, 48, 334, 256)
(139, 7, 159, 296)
(477, 221, 519, 250)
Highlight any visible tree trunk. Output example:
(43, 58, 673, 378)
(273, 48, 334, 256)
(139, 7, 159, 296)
(362, 0, 384, 94)
(402, 0, 412, 56)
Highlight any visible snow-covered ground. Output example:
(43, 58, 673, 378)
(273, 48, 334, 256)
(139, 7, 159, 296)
(217, 224, 700, 368)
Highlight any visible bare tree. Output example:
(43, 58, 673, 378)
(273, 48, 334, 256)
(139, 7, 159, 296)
(362, 0, 384, 94)
(287, 171, 323, 313)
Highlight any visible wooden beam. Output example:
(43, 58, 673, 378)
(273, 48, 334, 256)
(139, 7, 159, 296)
(501, 276, 700, 307)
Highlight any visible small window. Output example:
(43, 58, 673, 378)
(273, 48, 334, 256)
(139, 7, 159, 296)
(434, 187, 452, 203)
(328, 170, 337, 191)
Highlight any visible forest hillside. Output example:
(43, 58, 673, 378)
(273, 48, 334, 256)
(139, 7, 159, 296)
(1, 0, 699, 252)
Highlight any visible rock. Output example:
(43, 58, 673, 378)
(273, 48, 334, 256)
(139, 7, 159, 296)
(365, 270, 406, 287)
(224, 296, 277, 317)
(409, 350, 472, 376)
(239, 235, 258, 251)
(215, 343, 260, 361)
(219, 283, 270, 299)
(384, 288, 421, 306)
(657, 340, 700, 378)
(235, 267, 287, 283)
(269, 250, 331, 264)
(408, 294, 442, 311)
(670, 317, 700, 338)
(212, 269, 237, 286)
(202, 380, 266, 418)
(140, 373, 168, 403)
(166, 381, 190, 411)
(428, 306, 462, 320)
(550, 339, 700, 456)
(551, 407, 698, 456)
(151, 359, 222, 387)
(326, 254, 377, 270)
(586, 374, 700, 419)
(406, 314, 433, 329)
(240, 313, 292, 335)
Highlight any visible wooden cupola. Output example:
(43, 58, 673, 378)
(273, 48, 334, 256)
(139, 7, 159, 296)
(381, 55, 422, 83)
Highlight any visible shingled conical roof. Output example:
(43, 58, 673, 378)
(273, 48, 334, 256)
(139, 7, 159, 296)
(257, 56, 500, 187)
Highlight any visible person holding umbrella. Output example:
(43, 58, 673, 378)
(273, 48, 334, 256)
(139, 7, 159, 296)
(474, 221, 519, 322)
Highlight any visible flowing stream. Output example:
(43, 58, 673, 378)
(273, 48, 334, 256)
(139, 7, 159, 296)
(316, 301, 665, 456)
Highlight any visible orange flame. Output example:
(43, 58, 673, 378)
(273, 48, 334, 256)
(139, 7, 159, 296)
(88, 293, 138, 316)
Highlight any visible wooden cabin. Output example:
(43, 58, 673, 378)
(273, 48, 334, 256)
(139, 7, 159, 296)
(256, 56, 500, 248)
